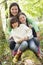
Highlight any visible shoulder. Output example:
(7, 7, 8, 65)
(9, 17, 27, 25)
(20, 24, 28, 28)
(10, 29, 14, 34)
(20, 24, 27, 26)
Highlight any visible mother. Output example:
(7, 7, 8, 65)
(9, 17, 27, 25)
(8, 2, 40, 56)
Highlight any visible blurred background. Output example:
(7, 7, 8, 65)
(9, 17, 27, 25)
(0, 0, 43, 65)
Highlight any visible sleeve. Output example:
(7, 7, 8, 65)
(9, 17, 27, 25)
(26, 27, 33, 39)
(9, 29, 13, 39)
(27, 17, 39, 32)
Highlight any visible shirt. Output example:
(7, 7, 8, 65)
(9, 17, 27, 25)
(27, 17, 39, 32)
(9, 24, 33, 42)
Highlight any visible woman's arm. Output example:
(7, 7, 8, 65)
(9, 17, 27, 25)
(27, 17, 39, 32)
(27, 17, 40, 40)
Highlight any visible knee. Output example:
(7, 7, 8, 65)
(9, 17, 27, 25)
(9, 41, 16, 50)
(22, 41, 28, 46)
(30, 43, 36, 50)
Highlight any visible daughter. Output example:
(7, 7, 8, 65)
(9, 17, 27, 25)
(9, 17, 42, 64)
(18, 12, 41, 56)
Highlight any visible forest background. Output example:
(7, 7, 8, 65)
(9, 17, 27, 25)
(0, 0, 43, 65)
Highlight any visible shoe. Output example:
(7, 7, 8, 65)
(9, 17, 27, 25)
(37, 53, 42, 60)
(11, 50, 17, 57)
(12, 55, 19, 64)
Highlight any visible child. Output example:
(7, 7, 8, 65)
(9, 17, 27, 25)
(9, 17, 42, 64)
(18, 12, 38, 38)
(18, 12, 41, 56)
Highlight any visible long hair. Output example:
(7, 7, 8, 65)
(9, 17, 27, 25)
(18, 12, 29, 26)
(9, 2, 21, 17)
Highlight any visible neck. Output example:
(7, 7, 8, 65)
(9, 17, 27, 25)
(13, 26, 18, 29)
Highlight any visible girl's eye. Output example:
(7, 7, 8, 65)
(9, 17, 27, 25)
(20, 18, 22, 20)
(23, 17, 24, 18)
(12, 9, 14, 10)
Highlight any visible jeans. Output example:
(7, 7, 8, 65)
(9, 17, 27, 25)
(14, 41, 28, 52)
(28, 38, 38, 53)
(33, 37, 40, 47)
(8, 37, 16, 50)
(14, 39, 39, 54)
(8, 37, 39, 54)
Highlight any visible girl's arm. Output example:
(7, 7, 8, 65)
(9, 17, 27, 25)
(16, 37, 29, 43)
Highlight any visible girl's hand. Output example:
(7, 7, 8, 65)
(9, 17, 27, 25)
(23, 37, 29, 41)
(16, 37, 29, 43)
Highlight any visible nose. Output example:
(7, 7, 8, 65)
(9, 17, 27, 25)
(13, 10, 16, 13)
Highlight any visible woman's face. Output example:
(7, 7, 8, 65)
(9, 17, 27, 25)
(11, 6, 18, 16)
(19, 14, 26, 24)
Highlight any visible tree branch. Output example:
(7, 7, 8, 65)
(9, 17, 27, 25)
(33, 0, 40, 6)
(0, 0, 8, 5)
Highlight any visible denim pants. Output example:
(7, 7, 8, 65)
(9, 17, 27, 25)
(14, 39, 39, 54)
(33, 37, 40, 47)
(8, 37, 39, 54)
(28, 38, 38, 53)
(14, 41, 28, 52)
(8, 37, 16, 50)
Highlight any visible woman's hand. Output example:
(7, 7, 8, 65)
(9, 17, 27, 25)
(36, 32, 40, 40)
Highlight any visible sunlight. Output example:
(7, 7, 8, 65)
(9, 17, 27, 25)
(1, 5, 6, 32)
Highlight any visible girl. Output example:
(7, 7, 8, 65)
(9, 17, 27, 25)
(18, 12, 40, 53)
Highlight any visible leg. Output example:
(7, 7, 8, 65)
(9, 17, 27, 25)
(18, 41, 28, 52)
(14, 43, 20, 52)
(13, 41, 28, 63)
(33, 37, 40, 47)
(8, 37, 16, 50)
(28, 38, 42, 59)
(29, 39, 38, 53)
(9, 40, 16, 50)
(31, 27, 40, 53)
(33, 38, 40, 55)
(8, 38, 16, 56)
(15, 41, 28, 57)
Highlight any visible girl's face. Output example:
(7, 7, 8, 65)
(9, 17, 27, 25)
(12, 22, 18, 28)
(19, 14, 26, 24)
(11, 6, 18, 16)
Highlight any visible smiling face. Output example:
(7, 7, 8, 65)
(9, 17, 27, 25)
(10, 6, 18, 16)
(19, 14, 26, 24)
(12, 22, 18, 28)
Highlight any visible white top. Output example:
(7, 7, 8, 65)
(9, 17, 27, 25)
(9, 24, 33, 42)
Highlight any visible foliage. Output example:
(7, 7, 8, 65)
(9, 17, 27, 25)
(0, 0, 43, 65)
(0, 0, 43, 19)
(19, 0, 43, 17)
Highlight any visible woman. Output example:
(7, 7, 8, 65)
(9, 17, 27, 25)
(8, 2, 21, 56)
(8, 2, 40, 56)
